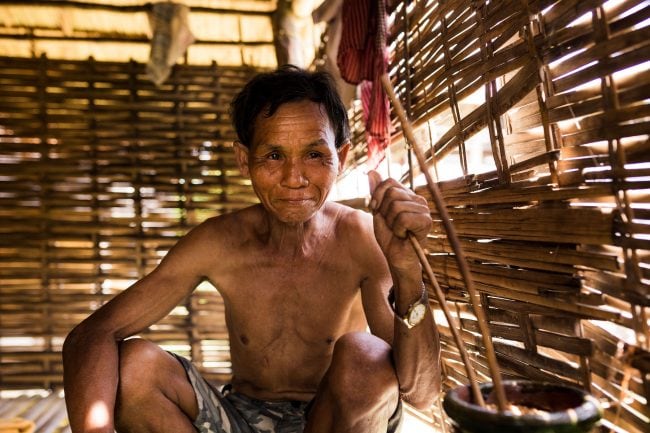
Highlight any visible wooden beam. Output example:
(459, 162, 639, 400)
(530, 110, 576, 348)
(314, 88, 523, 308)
(0, 32, 272, 46)
(0, 0, 273, 16)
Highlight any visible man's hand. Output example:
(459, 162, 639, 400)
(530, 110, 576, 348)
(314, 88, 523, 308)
(368, 170, 432, 275)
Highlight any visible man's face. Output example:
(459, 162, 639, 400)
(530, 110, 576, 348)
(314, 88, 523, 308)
(235, 100, 349, 224)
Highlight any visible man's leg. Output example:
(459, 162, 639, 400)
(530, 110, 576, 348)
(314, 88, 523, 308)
(304, 332, 401, 433)
(114, 338, 199, 433)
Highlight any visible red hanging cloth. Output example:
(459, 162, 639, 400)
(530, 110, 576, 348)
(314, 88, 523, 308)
(337, 0, 391, 169)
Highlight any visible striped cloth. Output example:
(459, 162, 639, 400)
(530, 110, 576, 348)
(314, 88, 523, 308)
(337, 0, 391, 168)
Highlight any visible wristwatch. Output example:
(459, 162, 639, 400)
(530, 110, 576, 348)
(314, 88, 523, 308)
(388, 284, 428, 329)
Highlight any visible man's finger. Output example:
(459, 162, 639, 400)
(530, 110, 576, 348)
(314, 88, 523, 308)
(368, 170, 382, 195)
(368, 170, 383, 210)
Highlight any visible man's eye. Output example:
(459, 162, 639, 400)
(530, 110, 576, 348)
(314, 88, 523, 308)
(308, 152, 323, 159)
(267, 152, 281, 160)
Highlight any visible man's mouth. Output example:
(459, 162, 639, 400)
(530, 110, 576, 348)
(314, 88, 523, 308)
(277, 197, 313, 205)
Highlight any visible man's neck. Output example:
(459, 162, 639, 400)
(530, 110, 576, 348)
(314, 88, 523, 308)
(261, 204, 334, 259)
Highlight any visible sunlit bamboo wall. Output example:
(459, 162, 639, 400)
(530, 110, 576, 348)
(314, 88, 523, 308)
(361, 0, 648, 431)
(0, 57, 260, 389)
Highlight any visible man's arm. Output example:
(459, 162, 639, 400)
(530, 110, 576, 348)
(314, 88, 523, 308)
(363, 170, 441, 410)
(62, 221, 217, 433)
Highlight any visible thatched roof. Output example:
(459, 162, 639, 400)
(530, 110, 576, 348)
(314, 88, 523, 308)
(0, 0, 292, 67)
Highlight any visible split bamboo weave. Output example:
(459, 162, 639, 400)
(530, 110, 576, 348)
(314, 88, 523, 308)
(0, 57, 259, 390)
(344, 0, 648, 431)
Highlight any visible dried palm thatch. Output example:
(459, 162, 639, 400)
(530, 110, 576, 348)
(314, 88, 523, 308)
(0, 0, 279, 67)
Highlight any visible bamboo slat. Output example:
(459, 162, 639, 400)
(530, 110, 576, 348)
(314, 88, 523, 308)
(0, 57, 260, 389)
(338, 0, 650, 431)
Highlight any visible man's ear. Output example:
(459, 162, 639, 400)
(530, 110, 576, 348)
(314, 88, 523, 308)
(337, 141, 351, 174)
(233, 141, 250, 177)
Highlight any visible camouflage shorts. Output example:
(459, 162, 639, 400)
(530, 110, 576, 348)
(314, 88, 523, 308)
(172, 353, 402, 433)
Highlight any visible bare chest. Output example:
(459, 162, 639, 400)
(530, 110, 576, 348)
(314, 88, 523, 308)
(210, 249, 366, 346)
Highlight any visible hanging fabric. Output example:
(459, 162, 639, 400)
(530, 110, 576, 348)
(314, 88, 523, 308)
(146, 2, 195, 86)
(337, 0, 390, 169)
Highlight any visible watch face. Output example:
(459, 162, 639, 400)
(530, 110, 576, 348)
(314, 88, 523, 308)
(408, 304, 426, 325)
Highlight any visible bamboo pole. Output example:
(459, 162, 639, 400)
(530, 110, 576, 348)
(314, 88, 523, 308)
(382, 72, 508, 411)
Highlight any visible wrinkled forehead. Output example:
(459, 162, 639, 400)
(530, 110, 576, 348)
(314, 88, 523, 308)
(251, 101, 336, 148)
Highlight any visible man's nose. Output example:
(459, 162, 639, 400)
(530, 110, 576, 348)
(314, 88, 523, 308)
(281, 158, 308, 188)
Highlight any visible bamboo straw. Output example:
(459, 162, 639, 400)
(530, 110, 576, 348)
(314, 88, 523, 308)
(381, 72, 508, 411)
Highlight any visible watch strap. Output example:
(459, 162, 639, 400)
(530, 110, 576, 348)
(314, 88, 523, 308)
(388, 283, 428, 326)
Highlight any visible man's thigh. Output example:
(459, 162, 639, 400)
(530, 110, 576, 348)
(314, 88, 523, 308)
(304, 332, 402, 432)
(171, 353, 305, 433)
(304, 397, 403, 433)
(170, 353, 236, 432)
(115, 339, 199, 431)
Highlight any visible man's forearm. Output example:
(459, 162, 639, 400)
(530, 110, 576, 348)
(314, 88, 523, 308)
(63, 327, 120, 433)
(391, 272, 442, 410)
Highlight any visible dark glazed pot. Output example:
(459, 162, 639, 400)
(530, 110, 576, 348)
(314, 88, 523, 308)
(443, 380, 602, 433)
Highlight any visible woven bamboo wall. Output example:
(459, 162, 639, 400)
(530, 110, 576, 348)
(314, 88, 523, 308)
(0, 2, 648, 432)
(0, 56, 260, 390)
(368, 0, 648, 431)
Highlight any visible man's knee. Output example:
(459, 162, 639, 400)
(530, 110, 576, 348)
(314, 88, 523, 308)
(117, 338, 163, 395)
(327, 332, 399, 406)
(115, 339, 198, 432)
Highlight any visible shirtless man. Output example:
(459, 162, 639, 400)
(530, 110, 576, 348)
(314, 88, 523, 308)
(62, 66, 441, 433)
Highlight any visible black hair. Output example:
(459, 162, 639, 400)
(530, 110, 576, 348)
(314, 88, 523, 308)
(230, 65, 350, 149)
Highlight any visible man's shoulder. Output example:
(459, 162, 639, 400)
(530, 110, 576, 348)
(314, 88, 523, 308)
(326, 201, 373, 237)
(325, 201, 384, 271)
(202, 205, 262, 229)
(192, 205, 262, 245)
